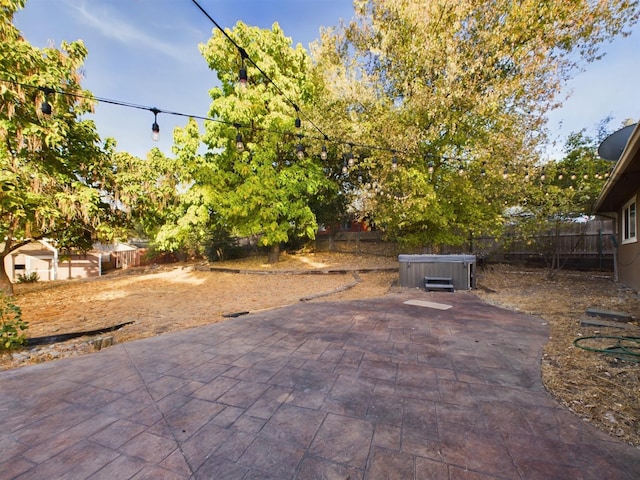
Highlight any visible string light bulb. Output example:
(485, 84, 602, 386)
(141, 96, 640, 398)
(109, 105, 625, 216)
(392, 154, 398, 169)
(342, 158, 348, 174)
(40, 87, 54, 115)
(238, 47, 248, 88)
(428, 161, 435, 174)
(239, 66, 248, 88)
(234, 124, 244, 151)
(150, 107, 160, 141)
(296, 134, 304, 160)
(294, 103, 301, 129)
(502, 166, 508, 179)
(348, 144, 354, 167)
(321, 144, 328, 161)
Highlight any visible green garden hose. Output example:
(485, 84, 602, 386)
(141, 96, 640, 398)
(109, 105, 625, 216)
(573, 336, 640, 363)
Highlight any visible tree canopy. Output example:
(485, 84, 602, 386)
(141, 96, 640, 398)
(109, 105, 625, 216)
(170, 21, 338, 262)
(311, 0, 639, 248)
(0, 0, 119, 294)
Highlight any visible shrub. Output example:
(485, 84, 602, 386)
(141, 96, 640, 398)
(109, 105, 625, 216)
(17, 272, 39, 283)
(0, 293, 28, 350)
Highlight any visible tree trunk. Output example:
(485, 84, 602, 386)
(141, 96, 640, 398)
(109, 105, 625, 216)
(0, 253, 14, 296)
(329, 231, 336, 252)
(268, 244, 281, 264)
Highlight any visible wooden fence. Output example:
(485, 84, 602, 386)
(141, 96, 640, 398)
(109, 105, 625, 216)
(314, 220, 616, 271)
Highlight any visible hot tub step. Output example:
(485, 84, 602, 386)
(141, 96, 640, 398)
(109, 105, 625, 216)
(424, 276, 455, 292)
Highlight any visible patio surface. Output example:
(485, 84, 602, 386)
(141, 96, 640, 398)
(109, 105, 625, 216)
(1, 291, 639, 479)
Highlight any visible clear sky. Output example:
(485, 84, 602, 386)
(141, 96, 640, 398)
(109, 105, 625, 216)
(13, 0, 640, 160)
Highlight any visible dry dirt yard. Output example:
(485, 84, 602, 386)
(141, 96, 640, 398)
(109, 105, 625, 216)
(2, 253, 639, 446)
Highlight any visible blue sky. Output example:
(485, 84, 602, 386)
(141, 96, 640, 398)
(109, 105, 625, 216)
(14, 0, 640, 160)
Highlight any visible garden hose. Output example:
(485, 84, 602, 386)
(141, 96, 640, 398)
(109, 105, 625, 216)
(573, 336, 640, 363)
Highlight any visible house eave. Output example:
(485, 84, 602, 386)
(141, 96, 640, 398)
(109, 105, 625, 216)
(594, 123, 640, 213)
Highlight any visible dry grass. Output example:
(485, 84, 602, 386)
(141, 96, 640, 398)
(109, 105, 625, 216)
(2, 253, 639, 446)
(476, 264, 640, 446)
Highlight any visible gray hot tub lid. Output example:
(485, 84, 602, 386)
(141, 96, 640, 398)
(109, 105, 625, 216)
(398, 254, 476, 263)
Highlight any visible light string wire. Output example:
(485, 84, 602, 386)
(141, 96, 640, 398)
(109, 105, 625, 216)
(0, 75, 429, 163)
(0, 75, 613, 183)
(0, 76, 332, 149)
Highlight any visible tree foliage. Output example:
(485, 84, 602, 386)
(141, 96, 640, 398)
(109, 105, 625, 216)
(173, 22, 338, 262)
(504, 123, 615, 272)
(0, 0, 118, 294)
(313, 0, 639, 248)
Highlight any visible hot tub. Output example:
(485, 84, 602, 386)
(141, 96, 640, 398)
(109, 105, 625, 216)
(398, 254, 476, 290)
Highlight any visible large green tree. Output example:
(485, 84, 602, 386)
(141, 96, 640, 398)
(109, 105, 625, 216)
(0, 0, 116, 294)
(174, 21, 337, 263)
(313, 0, 639, 248)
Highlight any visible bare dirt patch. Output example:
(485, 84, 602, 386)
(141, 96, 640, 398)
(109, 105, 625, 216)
(2, 254, 639, 446)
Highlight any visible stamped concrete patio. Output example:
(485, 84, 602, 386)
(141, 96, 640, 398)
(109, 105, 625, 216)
(1, 291, 639, 479)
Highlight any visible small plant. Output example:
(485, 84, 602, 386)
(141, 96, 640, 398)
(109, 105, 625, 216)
(17, 272, 39, 283)
(0, 292, 28, 350)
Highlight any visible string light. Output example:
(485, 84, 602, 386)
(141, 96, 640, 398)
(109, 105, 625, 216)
(234, 123, 244, 151)
(39, 86, 54, 115)
(150, 107, 160, 141)
(10, 78, 576, 181)
(296, 134, 305, 159)
(238, 47, 248, 88)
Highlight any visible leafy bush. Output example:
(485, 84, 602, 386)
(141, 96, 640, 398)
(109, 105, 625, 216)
(0, 293, 28, 350)
(17, 272, 39, 283)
